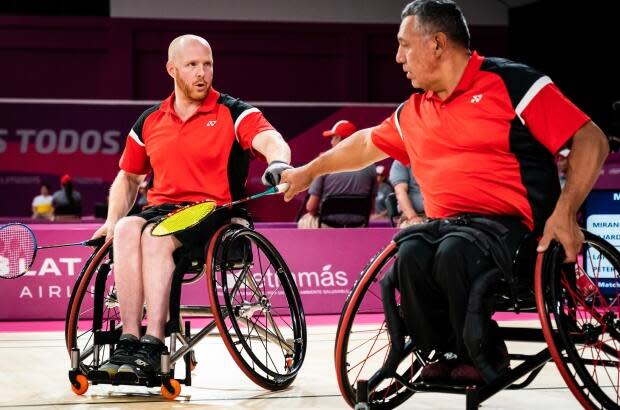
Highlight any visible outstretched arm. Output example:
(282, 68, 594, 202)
(281, 128, 388, 201)
(252, 130, 292, 186)
(537, 121, 609, 261)
(252, 130, 291, 164)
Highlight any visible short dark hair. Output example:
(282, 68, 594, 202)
(401, 0, 470, 49)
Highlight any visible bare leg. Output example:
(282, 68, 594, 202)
(141, 224, 181, 341)
(113, 216, 147, 338)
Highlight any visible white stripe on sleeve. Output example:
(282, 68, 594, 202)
(515, 76, 552, 124)
(129, 129, 145, 147)
(234, 107, 261, 141)
(394, 103, 405, 140)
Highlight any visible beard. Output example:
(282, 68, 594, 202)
(178, 76, 211, 102)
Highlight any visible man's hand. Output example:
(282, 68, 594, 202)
(91, 219, 118, 241)
(537, 207, 583, 262)
(399, 214, 425, 228)
(261, 160, 293, 187)
(280, 165, 314, 202)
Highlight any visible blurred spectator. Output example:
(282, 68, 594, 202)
(298, 120, 376, 228)
(556, 148, 570, 189)
(371, 164, 394, 220)
(389, 160, 425, 228)
(31, 183, 54, 220)
(52, 174, 82, 220)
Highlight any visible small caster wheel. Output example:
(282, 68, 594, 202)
(161, 379, 181, 400)
(71, 374, 89, 395)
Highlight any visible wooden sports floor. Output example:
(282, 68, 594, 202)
(0, 318, 586, 410)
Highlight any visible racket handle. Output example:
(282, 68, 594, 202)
(276, 183, 289, 193)
(83, 236, 106, 247)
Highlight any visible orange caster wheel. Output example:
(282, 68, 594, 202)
(71, 374, 89, 395)
(161, 379, 181, 400)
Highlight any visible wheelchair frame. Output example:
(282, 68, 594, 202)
(335, 229, 620, 410)
(65, 223, 307, 399)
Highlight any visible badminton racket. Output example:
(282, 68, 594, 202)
(0, 223, 104, 279)
(151, 183, 289, 237)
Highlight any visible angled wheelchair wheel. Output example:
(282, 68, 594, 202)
(65, 239, 119, 375)
(206, 224, 307, 390)
(537, 231, 620, 409)
(335, 242, 427, 410)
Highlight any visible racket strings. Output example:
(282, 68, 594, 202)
(151, 201, 217, 236)
(0, 224, 35, 279)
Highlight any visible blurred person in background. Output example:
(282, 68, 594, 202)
(298, 120, 376, 228)
(371, 164, 394, 220)
(52, 174, 82, 220)
(31, 183, 54, 220)
(389, 159, 425, 228)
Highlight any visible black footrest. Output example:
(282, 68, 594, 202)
(87, 370, 112, 383)
(114, 371, 140, 384)
(86, 369, 160, 387)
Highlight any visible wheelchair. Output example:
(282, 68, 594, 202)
(334, 228, 620, 409)
(64, 219, 307, 399)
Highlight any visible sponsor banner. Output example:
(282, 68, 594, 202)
(0, 224, 396, 320)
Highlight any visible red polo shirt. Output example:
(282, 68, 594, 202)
(372, 52, 589, 231)
(119, 89, 274, 205)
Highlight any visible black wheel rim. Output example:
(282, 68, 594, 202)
(211, 228, 306, 388)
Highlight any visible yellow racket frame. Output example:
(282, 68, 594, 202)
(151, 200, 217, 236)
(150, 183, 289, 237)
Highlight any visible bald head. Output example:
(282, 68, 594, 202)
(168, 34, 211, 64)
(166, 34, 214, 104)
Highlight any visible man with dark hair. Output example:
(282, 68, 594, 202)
(282, 0, 608, 384)
(92, 34, 291, 378)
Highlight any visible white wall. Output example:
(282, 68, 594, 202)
(111, 0, 510, 26)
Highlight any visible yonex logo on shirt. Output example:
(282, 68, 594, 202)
(206, 120, 217, 127)
(470, 94, 483, 103)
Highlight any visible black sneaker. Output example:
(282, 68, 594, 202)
(99, 333, 140, 376)
(117, 335, 166, 377)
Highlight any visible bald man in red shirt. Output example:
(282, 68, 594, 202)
(283, 0, 608, 384)
(92, 34, 291, 378)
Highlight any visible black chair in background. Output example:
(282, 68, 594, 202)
(318, 194, 373, 228)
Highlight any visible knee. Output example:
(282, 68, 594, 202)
(113, 217, 144, 244)
(434, 238, 469, 269)
(434, 237, 479, 284)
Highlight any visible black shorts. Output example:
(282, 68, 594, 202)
(135, 203, 250, 260)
